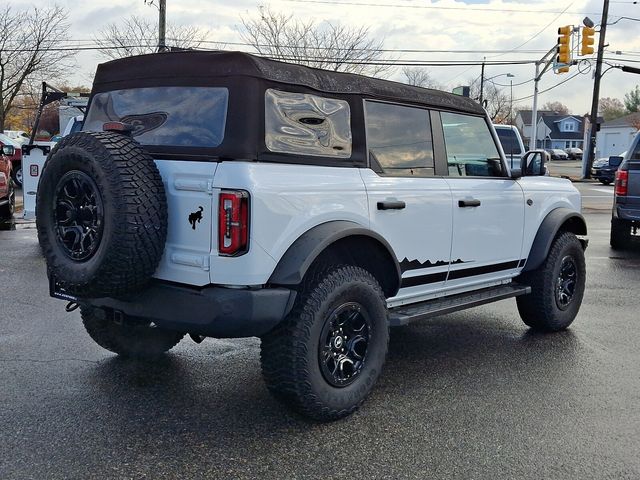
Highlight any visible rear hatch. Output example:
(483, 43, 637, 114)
(83, 86, 229, 286)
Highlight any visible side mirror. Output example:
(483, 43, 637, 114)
(521, 150, 547, 176)
(2, 145, 15, 156)
(510, 168, 522, 179)
(608, 156, 624, 168)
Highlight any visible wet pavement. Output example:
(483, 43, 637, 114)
(1, 211, 639, 479)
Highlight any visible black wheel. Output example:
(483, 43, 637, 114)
(12, 164, 22, 188)
(600, 179, 611, 185)
(610, 218, 632, 249)
(517, 232, 586, 332)
(81, 305, 184, 358)
(36, 132, 167, 297)
(260, 265, 389, 421)
(0, 180, 15, 220)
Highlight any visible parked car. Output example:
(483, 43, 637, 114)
(547, 148, 569, 160)
(610, 133, 640, 248)
(592, 154, 625, 185)
(494, 124, 525, 170)
(0, 144, 15, 220)
(36, 51, 587, 421)
(565, 147, 583, 160)
(0, 132, 22, 187)
(3, 130, 30, 146)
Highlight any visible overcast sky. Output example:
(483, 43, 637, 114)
(12, 0, 640, 115)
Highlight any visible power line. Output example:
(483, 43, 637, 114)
(285, 0, 628, 17)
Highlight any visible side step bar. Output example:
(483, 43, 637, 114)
(388, 283, 531, 327)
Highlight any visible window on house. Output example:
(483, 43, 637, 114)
(265, 89, 352, 158)
(364, 101, 434, 176)
(564, 121, 575, 132)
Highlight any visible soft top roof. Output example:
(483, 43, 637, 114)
(92, 50, 484, 115)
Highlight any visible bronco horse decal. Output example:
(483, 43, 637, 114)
(188, 206, 204, 230)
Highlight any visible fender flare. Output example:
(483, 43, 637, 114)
(522, 207, 587, 272)
(268, 220, 401, 295)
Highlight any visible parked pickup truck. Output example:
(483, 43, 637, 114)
(611, 133, 640, 248)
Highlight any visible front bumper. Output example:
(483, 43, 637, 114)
(82, 282, 297, 338)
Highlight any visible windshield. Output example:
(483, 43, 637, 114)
(495, 128, 523, 156)
(84, 87, 228, 148)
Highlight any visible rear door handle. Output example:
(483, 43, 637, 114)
(377, 200, 406, 210)
(458, 199, 481, 208)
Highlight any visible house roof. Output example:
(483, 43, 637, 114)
(601, 112, 640, 128)
(540, 115, 584, 140)
(517, 109, 554, 125)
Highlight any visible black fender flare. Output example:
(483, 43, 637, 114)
(268, 220, 402, 296)
(522, 207, 587, 272)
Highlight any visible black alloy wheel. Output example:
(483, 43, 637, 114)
(319, 302, 371, 387)
(555, 255, 577, 310)
(53, 170, 104, 261)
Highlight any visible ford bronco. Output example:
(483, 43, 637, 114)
(36, 51, 587, 421)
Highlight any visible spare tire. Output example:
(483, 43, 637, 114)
(36, 131, 167, 298)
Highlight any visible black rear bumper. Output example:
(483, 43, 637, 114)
(82, 282, 297, 338)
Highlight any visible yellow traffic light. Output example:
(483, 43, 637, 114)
(581, 27, 595, 56)
(556, 25, 573, 73)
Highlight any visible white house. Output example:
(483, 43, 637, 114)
(535, 115, 586, 150)
(596, 112, 640, 159)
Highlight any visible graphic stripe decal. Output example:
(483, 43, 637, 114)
(400, 259, 525, 288)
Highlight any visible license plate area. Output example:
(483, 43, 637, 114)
(49, 275, 78, 302)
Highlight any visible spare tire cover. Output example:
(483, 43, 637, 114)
(36, 131, 167, 298)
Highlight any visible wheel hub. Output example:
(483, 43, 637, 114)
(556, 255, 577, 310)
(53, 170, 104, 261)
(319, 302, 371, 387)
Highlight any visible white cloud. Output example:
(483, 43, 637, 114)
(9, 0, 640, 113)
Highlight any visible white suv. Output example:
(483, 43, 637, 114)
(36, 51, 587, 421)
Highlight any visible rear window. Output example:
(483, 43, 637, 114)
(83, 87, 228, 147)
(495, 128, 523, 156)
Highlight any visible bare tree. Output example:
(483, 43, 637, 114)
(541, 101, 569, 115)
(469, 78, 510, 122)
(240, 6, 392, 77)
(402, 67, 440, 89)
(599, 97, 626, 121)
(0, 4, 75, 130)
(94, 15, 210, 60)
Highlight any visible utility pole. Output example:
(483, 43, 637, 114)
(158, 0, 167, 52)
(529, 45, 556, 150)
(479, 61, 485, 107)
(585, 0, 610, 179)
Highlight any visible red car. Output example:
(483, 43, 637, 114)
(0, 144, 15, 220)
(0, 132, 23, 187)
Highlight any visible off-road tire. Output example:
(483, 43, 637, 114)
(36, 132, 167, 297)
(12, 164, 22, 188)
(517, 231, 586, 332)
(0, 179, 15, 220)
(81, 305, 183, 358)
(610, 218, 632, 250)
(260, 265, 389, 422)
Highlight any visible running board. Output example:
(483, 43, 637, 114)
(388, 284, 531, 327)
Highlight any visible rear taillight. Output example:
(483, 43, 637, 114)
(218, 190, 249, 256)
(615, 170, 628, 196)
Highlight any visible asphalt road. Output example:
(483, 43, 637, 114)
(1, 203, 639, 479)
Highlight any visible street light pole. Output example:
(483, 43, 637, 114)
(158, 0, 167, 52)
(585, 0, 610, 179)
(509, 79, 513, 125)
(479, 60, 485, 107)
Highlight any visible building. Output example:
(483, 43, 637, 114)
(595, 112, 640, 159)
(536, 114, 586, 150)
(515, 110, 553, 148)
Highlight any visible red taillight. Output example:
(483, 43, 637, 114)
(615, 170, 628, 196)
(218, 190, 249, 256)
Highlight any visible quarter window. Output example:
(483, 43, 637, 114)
(364, 101, 434, 177)
(441, 112, 503, 177)
(265, 89, 351, 158)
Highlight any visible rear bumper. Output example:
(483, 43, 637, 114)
(83, 281, 297, 338)
(614, 204, 640, 222)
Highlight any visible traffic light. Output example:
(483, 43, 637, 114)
(581, 27, 595, 56)
(556, 25, 572, 73)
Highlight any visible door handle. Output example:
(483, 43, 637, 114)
(458, 199, 481, 208)
(377, 200, 406, 210)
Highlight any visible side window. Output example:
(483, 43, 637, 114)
(632, 138, 640, 161)
(364, 101, 434, 177)
(265, 89, 351, 158)
(441, 112, 503, 177)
